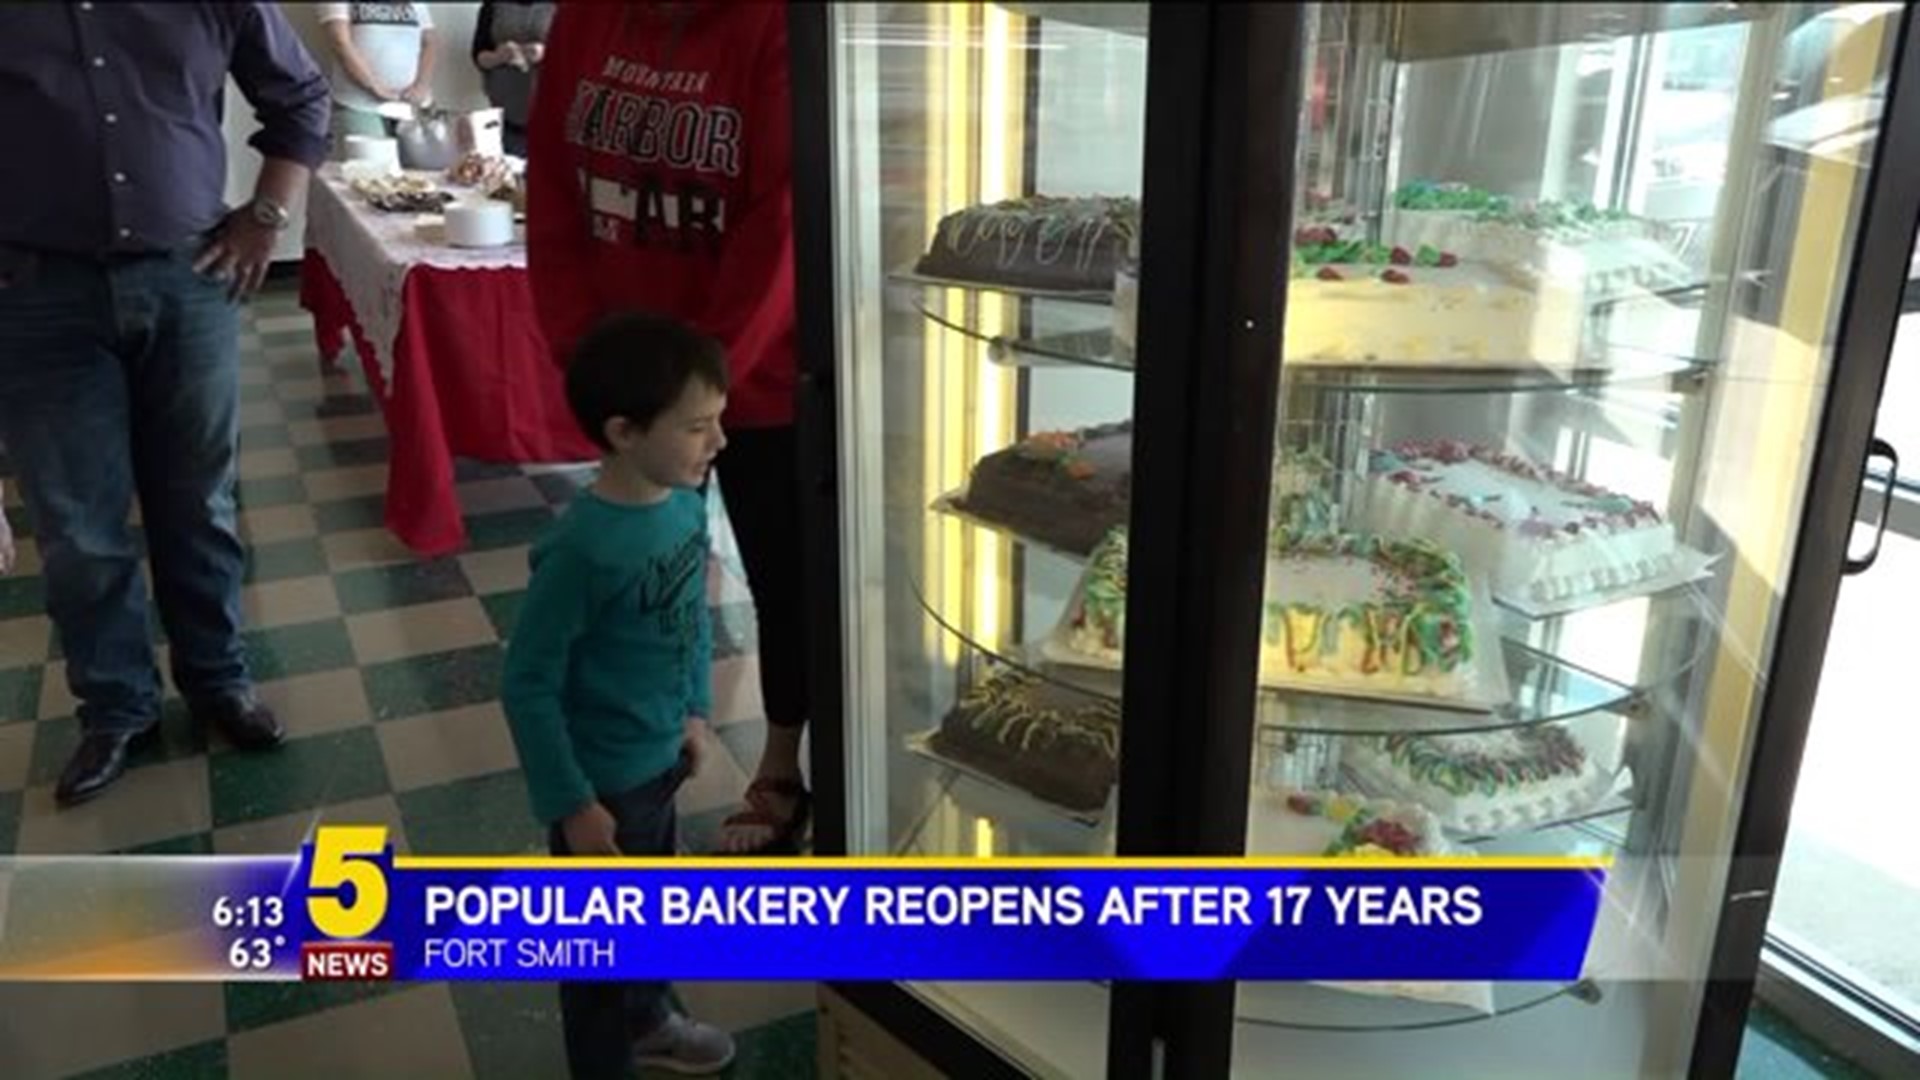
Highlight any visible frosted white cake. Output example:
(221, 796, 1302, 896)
(1344, 726, 1614, 836)
(1358, 440, 1683, 608)
(1382, 182, 1691, 302)
(1282, 229, 1585, 368)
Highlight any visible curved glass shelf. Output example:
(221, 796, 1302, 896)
(911, 511, 1718, 736)
(900, 274, 1715, 393)
(909, 295, 1132, 372)
(1237, 821, 1644, 1032)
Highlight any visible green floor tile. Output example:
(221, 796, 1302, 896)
(242, 618, 356, 683)
(637, 1010, 817, 1080)
(455, 458, 523, 483)
(224, 978, 406, 1035)
(466, 508, 558, 552)
(236, 474, 309, 511)
(296, 436, 390, 472)
(481, 590, 525, 641)
(313, 493, 389, 535)
(244, 537, 330, 585)
(306, 394, 379, 420)
(118, 831, 216, 856)
(398, 769, 542, 855)
(531, 471, 591, 506)
(0, 666, 42, 724)
(269, 358, 319, 382)
(238, 423, 293, 450)
(0, 576, 46, 620)
(28, 702, 206, 787)
(452, 980, 567, 1080)
(64, 1035, 228, 1080)
(334, 559, 474, 615)
(362, 643, 505, 722)
(209, 726, 391, 828)
(0, 789, 21, 853)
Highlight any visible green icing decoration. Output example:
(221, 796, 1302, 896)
(1379, 727, 1587, 797)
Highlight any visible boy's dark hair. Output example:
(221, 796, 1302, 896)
(565, 312, 728, 449)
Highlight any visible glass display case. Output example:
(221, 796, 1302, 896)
(794, 3, 1920, 1077)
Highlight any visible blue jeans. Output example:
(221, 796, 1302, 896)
(0, 245, 250, 735)
(548, 759, 690, 1079)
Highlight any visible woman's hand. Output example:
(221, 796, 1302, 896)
(521, 42, 545, 67)
(402, 81, 433, 107)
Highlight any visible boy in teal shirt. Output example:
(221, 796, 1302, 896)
(502, 312, 735, 1078)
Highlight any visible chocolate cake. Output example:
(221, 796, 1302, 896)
(929, 668, 1120, 813)
(915, 195, 1139, 293)
(952, 421, 1132, 556)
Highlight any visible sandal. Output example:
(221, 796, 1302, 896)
(719, 777, 813, 855)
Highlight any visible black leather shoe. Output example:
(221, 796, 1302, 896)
(56, 727, 157, 807)
(193, 692, 285, 751)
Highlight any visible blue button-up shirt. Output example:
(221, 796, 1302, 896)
(0, 3, 330, 256)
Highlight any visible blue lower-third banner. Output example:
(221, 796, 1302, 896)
(269, 827, 1610, 983)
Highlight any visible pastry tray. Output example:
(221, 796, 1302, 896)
(1042, 571, 1515, 714)
(928, 487, 1103, 563)
(890, 263, 1117, 304)
(904, 732, 1111, 830)
(1495, 546, 1719, 619)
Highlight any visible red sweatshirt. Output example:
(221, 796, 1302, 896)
(527, 2, 795, 429)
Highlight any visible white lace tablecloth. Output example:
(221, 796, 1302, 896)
(303, 164, 526, 388)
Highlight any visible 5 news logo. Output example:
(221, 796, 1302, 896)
(302, 826, 395, 981)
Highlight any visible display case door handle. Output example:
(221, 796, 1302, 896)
(1843, 438, 1899, 576)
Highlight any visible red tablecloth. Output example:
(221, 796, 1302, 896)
(300, 250, 594, 556)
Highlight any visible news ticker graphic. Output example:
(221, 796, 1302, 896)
(0, 828, 1607, 983)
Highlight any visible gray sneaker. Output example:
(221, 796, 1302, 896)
(634, 1012, 737, 1075)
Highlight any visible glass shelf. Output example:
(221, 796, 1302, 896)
(907, 295, 1131, 373)
(900, 274, 1714, 393)
(913, 512, 1716, 736)
(1236, 821, 1648, 1033)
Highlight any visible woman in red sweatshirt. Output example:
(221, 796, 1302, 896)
(527, 2, 809, 861)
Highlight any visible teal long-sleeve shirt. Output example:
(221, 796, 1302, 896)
(502, 489, 713, 824)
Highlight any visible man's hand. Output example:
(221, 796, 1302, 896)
(193, 211, 277, 301)
(521, 42, 545, 67)
(561, 801, 620, 856)
(682, 717, 711, 777)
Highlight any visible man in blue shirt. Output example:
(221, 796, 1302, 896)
(0, 4, 331, 806)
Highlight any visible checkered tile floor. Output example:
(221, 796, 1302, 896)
(0, 286, 817, 1079)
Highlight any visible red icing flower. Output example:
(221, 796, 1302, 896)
(1315, 266, 1344, 281)
(1390, 246, 1413, 265)
(1381, 269, 1411, 285)
(1437, 251, 1459, 267)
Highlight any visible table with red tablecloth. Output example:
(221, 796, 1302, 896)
(299, 165, 594, 556)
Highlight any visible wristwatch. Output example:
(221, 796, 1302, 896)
(247, 196, 292, 231)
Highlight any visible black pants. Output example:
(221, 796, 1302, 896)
(548, 765, 683, 1079)
(716, 424, 808, 731)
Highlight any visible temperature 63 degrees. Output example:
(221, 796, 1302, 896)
(307, 825, 392, 940)
(228, 935, 288, 971)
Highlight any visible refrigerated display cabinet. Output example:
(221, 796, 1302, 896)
(788, 3, 1920, 1077)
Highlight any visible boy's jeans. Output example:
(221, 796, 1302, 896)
(0, 245, 249, 735)
(549, 760, 690, 1079)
